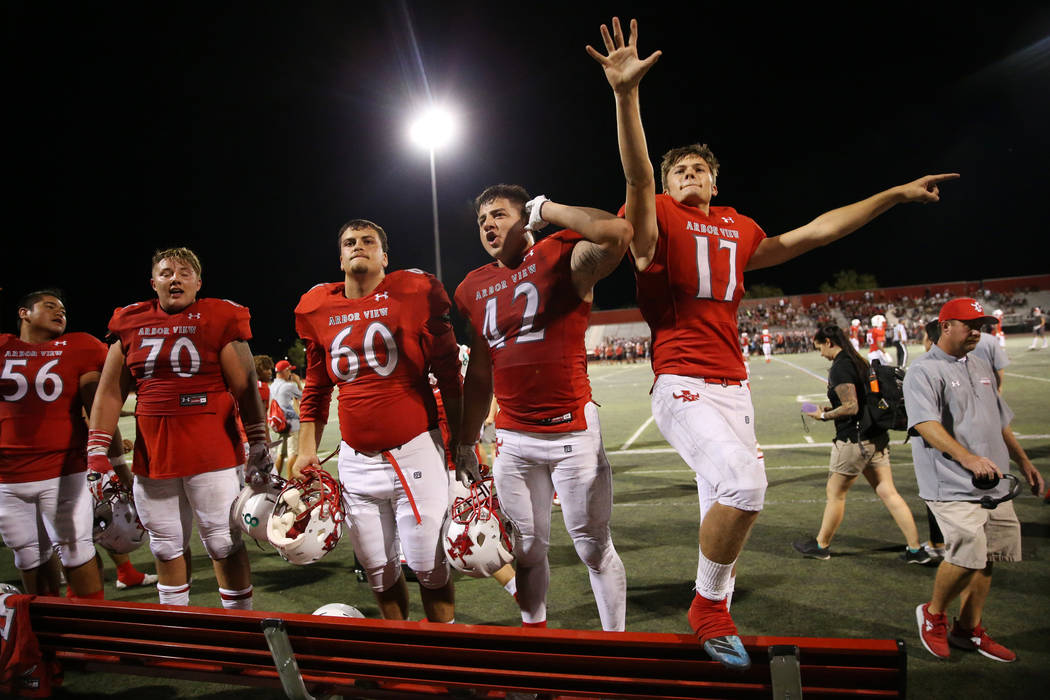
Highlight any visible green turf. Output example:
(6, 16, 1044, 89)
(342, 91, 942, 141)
(5, 338, 1048, 697)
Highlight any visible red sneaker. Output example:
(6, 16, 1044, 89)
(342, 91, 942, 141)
(916, 603, 949, 659)
(948, 620, 1016, 662)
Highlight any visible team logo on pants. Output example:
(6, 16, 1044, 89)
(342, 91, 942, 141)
(673, 389, 701, 402)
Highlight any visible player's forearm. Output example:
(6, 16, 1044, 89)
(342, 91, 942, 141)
(615, 89, 655, 189)
(1001, 426, 1031, 468)
(787, 186, 907, 251)
(88, 348, 127, 435)
(543, 203, 632, 250)
(299, 421, 321, 458)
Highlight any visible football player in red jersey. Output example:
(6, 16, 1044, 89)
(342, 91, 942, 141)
(454, 184, 632, 631)
(590, 17, 959, 668)
(88, 248, 269, 610)
(294, 219, 462, 623)
(0, 290, 120, 598)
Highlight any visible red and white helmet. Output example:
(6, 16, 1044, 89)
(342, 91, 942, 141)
(89, 471, 148, 554)
(443, 477, 516, 578)
(232, 475, 286, 545)
(851, 319, 861, 327)
(871, 314, 886, 328)
(267, 468, 345, 565)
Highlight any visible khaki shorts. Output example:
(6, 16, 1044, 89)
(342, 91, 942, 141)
(829, 439, 890, 477)
(926, 499, 1021, 570)
(278, 429, 300, 458)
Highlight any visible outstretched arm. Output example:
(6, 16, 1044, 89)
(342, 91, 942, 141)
(587, 17, 662, 270)
(747, 173, 960, 271)
(528, 198, 633, 301)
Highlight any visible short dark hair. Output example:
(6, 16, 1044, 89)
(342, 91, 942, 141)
(337, 219, 388, 254)
(659, 144, 720, 194)
(17, 289, 65, 330)
(474, 184, 529, 218)
(925, 320, 941, 344)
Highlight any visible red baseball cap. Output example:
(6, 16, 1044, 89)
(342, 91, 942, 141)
(938, 297, 997, 324)
(275, 360, 296, 372)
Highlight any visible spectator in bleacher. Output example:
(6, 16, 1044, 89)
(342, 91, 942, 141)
(794, 325, 925, 562)
(906, 298, 1044, 662)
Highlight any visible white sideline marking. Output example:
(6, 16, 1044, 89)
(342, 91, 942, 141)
(621, 415, 656, 451)
(1004, 372, 1050, 383)
(803, 435, 814, 443)
(773, 357, 827, 382)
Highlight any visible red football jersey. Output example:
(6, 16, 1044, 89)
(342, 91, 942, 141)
(630, 194, 765, 380)
(849, 325, 861, 342)
(869, 326, 885, 352)
(762, 332, 771, 344)
(295, 271, 461, 453)
(0, 332, 107, 483)
(454, 230, 592, 433)
(108, 298, 252, 416)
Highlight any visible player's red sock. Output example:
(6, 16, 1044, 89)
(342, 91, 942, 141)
(522, 620, 547, 629)
(70, 589, 105, 600)
(116, 560, 146, 586)
(687, 592, 737, 643)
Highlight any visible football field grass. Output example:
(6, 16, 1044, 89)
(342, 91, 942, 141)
(5, 338, 1048, 697)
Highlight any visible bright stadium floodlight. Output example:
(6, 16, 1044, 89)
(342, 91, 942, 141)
(409, 105, 458, 282)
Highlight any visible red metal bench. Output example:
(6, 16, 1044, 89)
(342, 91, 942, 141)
(25, 598, 905, 699)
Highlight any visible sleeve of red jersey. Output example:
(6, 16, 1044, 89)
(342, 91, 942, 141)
(79, 333, 109, 373)
(747, 216, 767, 259)
(423, 276, 461, 398)
(216, 300, 253, 347)
(295, 306, 334, 425)
(106, 306, 130, 346)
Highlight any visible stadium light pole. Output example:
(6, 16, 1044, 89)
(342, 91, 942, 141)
(409, 106, 457, 283)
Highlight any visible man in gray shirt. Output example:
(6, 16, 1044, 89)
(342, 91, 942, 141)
(271, 360, 302, 477)
(904, 297, 1043, 663)
(970, 331, 1008, 393)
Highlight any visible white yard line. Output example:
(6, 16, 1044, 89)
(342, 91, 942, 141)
(1004, 372, 1050, 383)
(772, 357, 827, 382)
(620, 415, 656, 451)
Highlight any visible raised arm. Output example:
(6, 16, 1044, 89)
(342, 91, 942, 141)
(587, 17, 662, 270)
(526, 197, 633, 301)
(746, 174, 960, 271)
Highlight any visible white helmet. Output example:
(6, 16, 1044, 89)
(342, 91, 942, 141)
(89, 471, 148, 554)
(851, 319, 861, 327)
(312, 603, 365, 618)
(231, 475, 287, 544)
(267, 468, 345, 566)
(870, 314, 886, 328)
(443, 477, 517, 578)
(993, 309, 1003, 318)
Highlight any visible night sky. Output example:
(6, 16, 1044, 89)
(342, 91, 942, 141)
(6, 2, 1049, 359)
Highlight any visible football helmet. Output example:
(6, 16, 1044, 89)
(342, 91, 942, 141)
(267, 468, 345, 565)
(851, 319, 861, 327)
(232, 474, 287, 545)
(993, 309, 1003, 318)
(443, 477, 516, 578)
(870, 314, 886, 328)
(89, 471, 148, 554)
(312, 603, 365, 618)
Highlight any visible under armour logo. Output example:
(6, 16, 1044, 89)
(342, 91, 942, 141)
(673, 390, 701, 402)
(53, 340, 67, 346)
(950, 380, 961, 388)
(721, 216, 734, 224)
(446, 532, 474, 560)
(374, 292, 389, 301)
(495, 438, 502, 458)
(187, 313, 201, 319)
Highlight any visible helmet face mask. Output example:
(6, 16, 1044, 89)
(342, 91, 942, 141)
(90, 472, 148, 554)
(444, 477, 517, 578)
(267, 468, 345, 565)
(313, 603, 365, 618)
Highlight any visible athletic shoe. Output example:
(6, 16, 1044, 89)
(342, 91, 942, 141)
(921, 541, 945, 562)
(688, 593, 751, 670)
(916, 603, 950, 659)
(902, 547, 932, 564)
(948, 620, 1016, 662)
(792, 537, 830, 560)
(115, 572, 158, 590)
